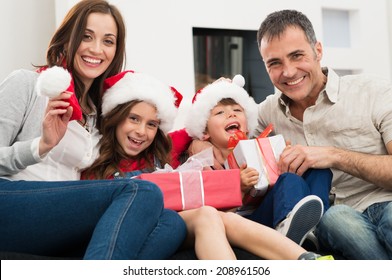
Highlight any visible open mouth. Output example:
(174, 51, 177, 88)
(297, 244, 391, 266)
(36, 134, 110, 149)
(82, 56, 102, 65)
(225, 122, 240, 134)
(128, 136, 144, 146)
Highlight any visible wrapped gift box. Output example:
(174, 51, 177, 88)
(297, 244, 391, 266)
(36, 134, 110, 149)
(138, 169, 242, 211)
(224, 134, 286, 197)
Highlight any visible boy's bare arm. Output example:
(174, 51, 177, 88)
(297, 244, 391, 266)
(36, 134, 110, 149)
(188, 139, 225, 170)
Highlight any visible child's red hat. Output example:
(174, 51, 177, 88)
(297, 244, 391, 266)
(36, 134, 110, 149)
(36, 66, 82, 121)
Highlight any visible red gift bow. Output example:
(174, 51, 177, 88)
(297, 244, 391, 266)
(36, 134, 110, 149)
(227, 130, 248, 150)
(226, 125, 274, 169)
(227, 131, 248, 169)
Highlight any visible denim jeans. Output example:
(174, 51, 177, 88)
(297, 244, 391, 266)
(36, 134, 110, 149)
(247, 169, 332, 228)
(316, 202, 392, 259)
(0, 178, 186, 260)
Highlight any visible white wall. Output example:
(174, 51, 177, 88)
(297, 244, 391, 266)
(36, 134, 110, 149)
(54, 0, 391, 101)
(2, 0, 391, 101)
(320, 0, 391, 78)
(0, 0, 55, 82)
(111, 0, 325, 100)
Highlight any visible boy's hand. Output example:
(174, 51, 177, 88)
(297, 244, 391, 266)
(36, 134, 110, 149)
(240, 164, 259, 193)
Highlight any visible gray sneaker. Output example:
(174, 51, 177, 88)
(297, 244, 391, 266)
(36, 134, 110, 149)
(302, 231, 320, 252)
(275, 195, 323, 245)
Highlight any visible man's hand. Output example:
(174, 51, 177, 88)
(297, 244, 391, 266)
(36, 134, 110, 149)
(278, 144, 333, 176)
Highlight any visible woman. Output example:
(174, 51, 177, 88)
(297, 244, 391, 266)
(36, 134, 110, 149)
(0, 0, 186, 260)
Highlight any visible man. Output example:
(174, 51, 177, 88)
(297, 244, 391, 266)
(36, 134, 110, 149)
(255, 9, 392, 259)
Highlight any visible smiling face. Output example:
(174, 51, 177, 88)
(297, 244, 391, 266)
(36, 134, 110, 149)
(203, 101, 248, 154)
(115, 101, 160, 157)
(259, 26, 325, 107)
(73, 12, 118, 89)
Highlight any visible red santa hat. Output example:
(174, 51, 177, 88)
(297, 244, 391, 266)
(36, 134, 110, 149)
(36, 66, 82, 121)
(102, 70, 183, 133)
(184, 74, 258, 140)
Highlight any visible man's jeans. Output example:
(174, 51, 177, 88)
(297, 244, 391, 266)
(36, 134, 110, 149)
(316, 202, 392, 259)
(0, 178, 186, 259)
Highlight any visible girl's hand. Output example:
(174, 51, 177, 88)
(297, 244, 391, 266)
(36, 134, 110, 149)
(240, 164, 259, 193)
(39, 92, 73, 156)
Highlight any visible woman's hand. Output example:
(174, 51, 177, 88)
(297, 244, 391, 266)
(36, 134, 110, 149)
(240, 164, 259, 193)
(39, 92, 73, 156)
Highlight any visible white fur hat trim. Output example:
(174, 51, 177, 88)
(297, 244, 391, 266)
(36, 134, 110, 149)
(184, 75, 258, 139)
(102, 72, 178, 133)
(36, 66, 71, 97)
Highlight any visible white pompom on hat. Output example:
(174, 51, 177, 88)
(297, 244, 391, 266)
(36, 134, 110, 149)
(184, 74, 258, 140)
(36, 66, 72, 97)
(102, 70, 183, 134)
(35, 66, 82, 121)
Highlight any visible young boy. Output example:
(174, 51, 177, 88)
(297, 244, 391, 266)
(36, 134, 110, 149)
(184, 75, 332, 246)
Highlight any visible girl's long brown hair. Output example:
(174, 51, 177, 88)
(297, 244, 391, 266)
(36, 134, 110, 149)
(83, 101, 172, 179)
(43, 0, 126, 129)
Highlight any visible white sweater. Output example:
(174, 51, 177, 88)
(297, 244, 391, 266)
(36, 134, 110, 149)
(0, 69, 100, 181)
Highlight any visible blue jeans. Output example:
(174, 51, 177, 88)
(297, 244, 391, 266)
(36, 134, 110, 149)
(316, 202, 392, 259)
(0, 178, 186, 260)
(247, 169, 332, 228)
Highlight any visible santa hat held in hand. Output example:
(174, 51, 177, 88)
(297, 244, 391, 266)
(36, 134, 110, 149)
(102, 70, 183, 134)
(36, 66, 83, 121)
(184, 74, 258, 140)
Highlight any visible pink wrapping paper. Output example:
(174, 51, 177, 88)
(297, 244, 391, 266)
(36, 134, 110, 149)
(138, 169, 242, 211)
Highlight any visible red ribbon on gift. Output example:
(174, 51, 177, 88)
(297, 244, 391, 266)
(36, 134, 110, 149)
(138, 170, 242, 211)
(227, 130, 248, 149)
(258, 123, 274, 138)
(255, 123, 279, 186)
(255, 138, 279, 186)
(227, 131, 248, 169)
(226, 125, 274, 169)
(179, 171, 204, 210)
